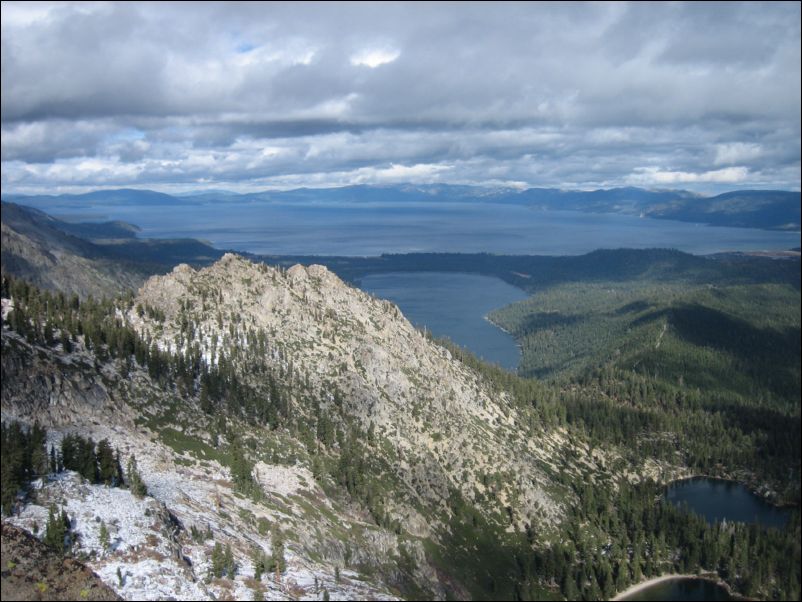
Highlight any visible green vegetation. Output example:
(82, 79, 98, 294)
(2, 249, 799, 601)
(264, 248, 800, 294)
(488, 264, 801, 502)
(210, 541, 237, 579)
(43, 504, 71, 554)
(210, 541, 225, 579)
(126, 455, 148, 498)
(1, 421, 47, 515)
(60, 433, 127, 487)
(424, 478, 801, 601)
(99, 520, 110, 551)
(270, 526, 286, 574)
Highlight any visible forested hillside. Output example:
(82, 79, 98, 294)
(489, 257, 801, 504)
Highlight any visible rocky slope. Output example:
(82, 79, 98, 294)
(2, 301, 401, 600)
(1, 253, 600, 600)
(1, 522, 120, 601)
(131, 255, 568, 529)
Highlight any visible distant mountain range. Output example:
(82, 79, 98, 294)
(4, 184, 799, 231)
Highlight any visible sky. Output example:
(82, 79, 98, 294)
(1, 1, 800, 195)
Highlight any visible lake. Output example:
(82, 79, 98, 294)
(665, 477, 791, 529)
(621, 578, 733, 601)
(39, 199, 801, 256)
(358, 272, 528, 371)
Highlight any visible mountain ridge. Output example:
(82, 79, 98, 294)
(1, 253, 609, 600)
(5, 184, 799, 231)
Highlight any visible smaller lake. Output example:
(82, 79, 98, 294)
(665, 477, 791, 529)
(358, 272, 528, 371)
(621, 578, 733, 601)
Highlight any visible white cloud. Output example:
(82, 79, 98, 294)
(627, 166, 750, 185)
(369, 162, 450, 182)
(0, 2, 799, 193)
(350, 47, 400, 68)
(714, 142, 763, 166)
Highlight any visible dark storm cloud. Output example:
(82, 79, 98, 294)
(1, 1, 799, 193)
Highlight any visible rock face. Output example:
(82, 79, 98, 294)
(132, 254, 564, 529)
(1, 522, 120, 601)
(2, 253, 579, 600)
(0, 340, 129, 427)
(2, 327, 402, 601)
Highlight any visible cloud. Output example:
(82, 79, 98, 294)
(350, 47, 401, 68)
(714, 143, 763, 166)
(1, 2, 799, 194)
(627, 166, 750, 185)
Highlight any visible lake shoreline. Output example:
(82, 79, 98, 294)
(666, 474, 797, 511)
(612, 573, 699, 600)
(612, 572, 747, 601)
(359, 271, 527, 371)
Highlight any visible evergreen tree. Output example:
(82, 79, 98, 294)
(224, 542, 236, 578)
(29, 422, 49, 477)
(211, 541, 225, 578)
(251, 546, 268, 581)
(44, 504, 66, 553)
(49, 445, 58, 474)
(126, 454, 147, 497)
(97, 439, 116, 485)
(114, 448, 124, 486)
(99, 520, 110, 551)
(270, 526, 286, 574)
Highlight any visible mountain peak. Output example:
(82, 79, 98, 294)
(130, 253, 566, 534)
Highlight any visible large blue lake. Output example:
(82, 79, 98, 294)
(41, 200, 800, 256)
(359, 272, 528, 371)
(32, 198, 799, 369)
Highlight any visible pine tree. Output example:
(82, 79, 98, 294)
(44, 504, 66, 553)
(99, 520, 110, 551)
(49, 445, 57, 474)
(211, 541, 225, 578)
(79, 436, 98, 482)
(252, 547, 267, 581)
(29, 423, 49, 477)
(229, 436, 253, 489)
(97, 439, 116, 485)
(562, 572, 579, 601)
(126, 454, 147, 497)
(270, 526, 286, 574)
(114, 448, 124, 486)
(224, 542, 236, 578)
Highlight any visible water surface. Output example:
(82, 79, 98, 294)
(359, 272, 528, 371)
(37, 200, 800, 256)
(665, 477, 791, 528)
(621, 578, 733, 601)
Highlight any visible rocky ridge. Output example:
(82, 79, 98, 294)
(131, 254, 567, 530)
(1, 253, 591, 600)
